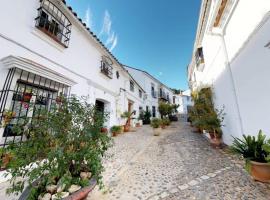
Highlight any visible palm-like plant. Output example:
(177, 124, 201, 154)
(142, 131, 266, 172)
(231, 130, 268, 162)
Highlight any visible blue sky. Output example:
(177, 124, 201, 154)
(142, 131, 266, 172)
(66, 0, 201, 90)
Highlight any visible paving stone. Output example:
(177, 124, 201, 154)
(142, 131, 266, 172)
(188, 180, 199, 186)
(84, 122, 270, 200)
(200, 175, 210, 180)
(160, 191, 169, 198)
(207, 173, 216, 178)
(169, 188, 178, 194)
(178, 184, 189, 190)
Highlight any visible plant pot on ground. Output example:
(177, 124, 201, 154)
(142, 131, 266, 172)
(110, 125, 121, 137)
(151, 118, 161, 136)
(231, 130, 270, 183)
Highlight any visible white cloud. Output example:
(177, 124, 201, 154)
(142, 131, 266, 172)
(105, 31, 115, 45)
(100, 10, 118, 52)
(100, 10, 112, 36)
(109, 35, 118, 51)
(84, 6, 93, 28)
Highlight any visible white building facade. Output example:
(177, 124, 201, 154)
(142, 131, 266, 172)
(188, 0, 270, 144)
(178, 90, 193, 115)
(125, 66, 176, 118)
(0, 0, 146, 146)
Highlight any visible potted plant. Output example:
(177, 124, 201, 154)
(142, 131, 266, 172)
(101, 127, 108, 133)
(160, 118, 170, 129)
(2, 110, 16, 126)
(205, 108, 225, 147)
(151, 118, 161, 136)
(121, 111, 133, 132)
(142, 110, 151, 125)
(231, 130, 270, 183)
(22, 89, 33, 102)
(110, 125, 121, 137)
(5, 97, 112, 199)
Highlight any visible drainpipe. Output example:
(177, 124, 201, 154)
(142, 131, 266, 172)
(211, 30, 244, 136)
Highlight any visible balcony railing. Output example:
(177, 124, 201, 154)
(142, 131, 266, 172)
(159, 91, 168, 101)
(35, 0, 72, 47)
(100, 61, 113, 79)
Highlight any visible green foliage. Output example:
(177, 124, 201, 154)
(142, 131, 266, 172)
(150, 118, 161, 129)
(262, 139, 270, 162)
(188, 87, 225, 137)
(110, 125, 121, 133)
(158, 102, 173, 119)
(121, 111, 132, 119)
(139, 110, 151, 125)
(161, 118, 171, 126)
(5, 96, 112, 196)
(230, 130, 268, 163)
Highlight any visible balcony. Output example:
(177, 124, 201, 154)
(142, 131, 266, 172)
(158, 91, 168, 101)
(35, 0, 72, 47)
(100, 61, 113, 79)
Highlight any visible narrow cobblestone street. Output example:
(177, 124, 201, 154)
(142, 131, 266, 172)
(88, 122, 270, 200)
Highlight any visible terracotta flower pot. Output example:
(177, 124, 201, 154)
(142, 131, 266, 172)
(101, 127, 108, 133)
(153, 128, 161, 136)
(210, 137, 222, 148)
(124, 125, 130, 132)
(250, 161, 270, 183)
(136, 123, 140, 127)
(112, 132, 117, 137)
(19, 179, 97, 200)
(23, 93, 32, 102)
(208, 132, 215, 139)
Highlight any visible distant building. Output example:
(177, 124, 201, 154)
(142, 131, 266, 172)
(178, 90, 193, 115)
(125, 66, 176, 118)
(188, 0, 270, 144)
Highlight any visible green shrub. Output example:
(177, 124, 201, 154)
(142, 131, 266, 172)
(142, 110, 151, 125)
(231, 130, 268, 163)
(162, 118, 171, 126)
(150, 118, 161, 129)
(5, 97, 112, 197)
(110, 125, 121, 133)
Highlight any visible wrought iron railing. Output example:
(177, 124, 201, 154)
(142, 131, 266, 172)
(35, 0, 72, 47)
(100, 61, 113, 79)
(0, 68, 70, 147)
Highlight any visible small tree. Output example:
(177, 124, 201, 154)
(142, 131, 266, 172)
(158, 102, 173, 119)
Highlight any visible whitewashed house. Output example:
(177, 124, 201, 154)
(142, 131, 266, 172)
(125, 66, 175, 118)
(188, 0, 270, 144)
(0, 0, 146, 146)
(178, 90, 193, 115)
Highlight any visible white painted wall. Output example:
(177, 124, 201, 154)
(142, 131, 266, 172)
(188, 0, 270, 144)
(0, 0, 145, 132)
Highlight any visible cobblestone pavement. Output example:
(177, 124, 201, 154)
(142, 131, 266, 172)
(88, 122, 270, 200)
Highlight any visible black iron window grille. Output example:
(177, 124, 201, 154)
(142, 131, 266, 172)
(0, 68, 70, 147)
(35, 0, 72, 47)
(195, 47, 205, 66)
(100, 61, 113, 79)
(130, 81, 134, 92)
(139, 89, 142, 98)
